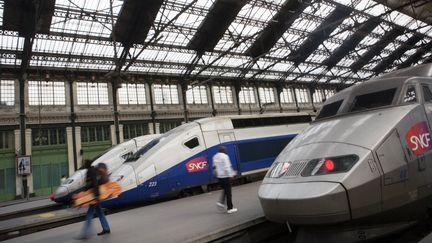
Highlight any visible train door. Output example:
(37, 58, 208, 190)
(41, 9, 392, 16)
(136, 164, 159, 199)
(218, 132, 239, 172)
(201, 131, 220, 183)
(376, 129, 409, 211)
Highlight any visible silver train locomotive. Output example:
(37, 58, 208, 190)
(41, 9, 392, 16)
(259, 64, 432, 240)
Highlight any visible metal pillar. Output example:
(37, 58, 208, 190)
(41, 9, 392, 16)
(67, 78, 78, 171)
(111, 78, 121, 144)
(148, 81, 157, 131)
(234, 82, 241, 115)
(180, 82, 189, 123)
(209, 84, 217, 116)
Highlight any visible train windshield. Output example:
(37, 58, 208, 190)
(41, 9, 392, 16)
(124, 122, 197, 162)
(316, 100, 343, 120)
(350, 88, 396, 112)
(125, 138, 161, 162)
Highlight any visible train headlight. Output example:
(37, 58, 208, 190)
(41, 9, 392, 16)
(266, 162, 292, 178)
(301, 154, 359, 177)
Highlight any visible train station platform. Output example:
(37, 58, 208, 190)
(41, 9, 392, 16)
(0, 198, 59, 220)
(4, 181, 268, 243)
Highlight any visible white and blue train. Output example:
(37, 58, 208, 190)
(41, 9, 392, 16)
(103, 113, 311, 207)
(52, 134, 161, 203)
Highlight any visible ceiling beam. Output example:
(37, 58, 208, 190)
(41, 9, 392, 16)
(187, 0, 249, 53)
(372, 34, 422, 73)
(287, 5, 352, 65)
(350, 26, 405, 72)
(323, 17, 381, 70)
(398, 41, 432, 69)
(246, 0, 308, 58)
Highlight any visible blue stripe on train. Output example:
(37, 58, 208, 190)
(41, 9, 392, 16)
(102, 134, 296, 208)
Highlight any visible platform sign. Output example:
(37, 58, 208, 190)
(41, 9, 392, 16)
(16, 156, 32, 176)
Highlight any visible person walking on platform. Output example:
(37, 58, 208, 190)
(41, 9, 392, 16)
(213, 146, 238, 214)
(76, 160, 111, 239)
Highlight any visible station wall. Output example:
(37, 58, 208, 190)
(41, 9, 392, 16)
(0, 78, 336, 201)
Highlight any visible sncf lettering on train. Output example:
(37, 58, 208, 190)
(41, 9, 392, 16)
(185, 156, 208, 173)
(405, 121, 432, 155)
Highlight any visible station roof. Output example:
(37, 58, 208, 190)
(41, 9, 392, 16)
(0, 0, 431, 86)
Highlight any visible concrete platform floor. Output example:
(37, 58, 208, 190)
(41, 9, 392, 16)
(4, 181, 264, 243)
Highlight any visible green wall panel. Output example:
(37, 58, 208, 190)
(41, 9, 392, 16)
(81, 141, 112, 162)
(32, 145, 68, 197)
(0, 150, 16, 202)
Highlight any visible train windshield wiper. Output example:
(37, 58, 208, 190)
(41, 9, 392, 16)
(125, 138, 160, 162)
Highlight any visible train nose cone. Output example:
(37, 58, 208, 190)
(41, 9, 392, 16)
(258, 182, 350, 225)
(53, 186, 69, 202)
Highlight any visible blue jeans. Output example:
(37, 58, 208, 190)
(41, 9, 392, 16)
(81, 203, 110, 236)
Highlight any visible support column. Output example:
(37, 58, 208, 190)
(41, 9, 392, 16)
(75, 127, 83, 169)
(66, 127, 75, 176)
(14, 129, 34, 198)
(67, 79, 78, 171)
(119, 124, 124, 144)
(25, 129, 33, 195)
(276, 83, 283, 113)
(110, 124, 124, 145)
(180, 81, 189, 123)
(14, 130, 22, 197)
(292, 87, 300, 112)
(234, 82, 241, 115)
(148, 81, 157, 132)
(148, 123, 155, 134)
(110, 125, 116, 146)
(111, 79, 121, 145)
(256, 85, 262, 113)
(209, 84, 216, 116)
(309, 86, 316, 112)
(155, 123, 161, 134)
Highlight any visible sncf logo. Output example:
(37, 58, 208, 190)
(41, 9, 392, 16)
(185, 156, 208, 173)
(406, 121, 432, 155)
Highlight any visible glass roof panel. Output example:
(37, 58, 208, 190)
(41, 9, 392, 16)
(0, 0, 430, 85)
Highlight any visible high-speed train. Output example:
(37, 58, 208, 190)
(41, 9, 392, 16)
(52, 134, 160, 203)
(259, 64, 432, 239)
(102, 113, 311, 207)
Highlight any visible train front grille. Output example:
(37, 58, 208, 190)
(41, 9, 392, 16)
(284, 161, 308, 177)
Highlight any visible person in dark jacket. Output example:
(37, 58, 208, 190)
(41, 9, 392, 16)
(77, 160, 111, 239)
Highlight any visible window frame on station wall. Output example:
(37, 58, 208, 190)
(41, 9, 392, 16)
(258, 87, 275, 104)
(123, 123, 149, 140)
(28, 80, 66, 106)
(31, 127, 66, 146)
(76, 82, 109, 105)
(212, 85, 233, 104)
(186, 85, 208, 104)
(118, 83, 147, 105)
(153, 84, 180, 105)
(81, 125, 111, 143)
(280, 87, 295, 104)
(0, 80, 15, 106)
(239, 86, 256, 104)
(295, 88, 310, 104)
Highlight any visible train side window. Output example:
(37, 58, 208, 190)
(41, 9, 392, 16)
(403, 86, 417, 103)
(184, 137, 199, 149)
(422, 85, 432, 102)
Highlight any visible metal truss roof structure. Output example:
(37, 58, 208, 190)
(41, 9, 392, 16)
(1, 0, 432, 87)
